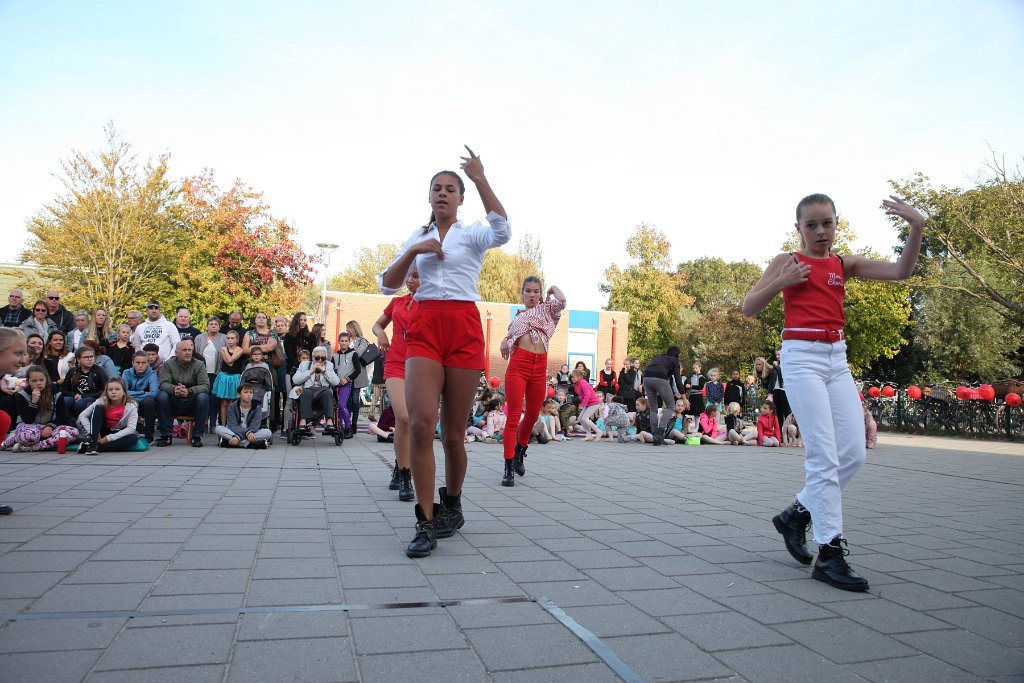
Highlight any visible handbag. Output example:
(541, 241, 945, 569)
(359, 343, 380, 366)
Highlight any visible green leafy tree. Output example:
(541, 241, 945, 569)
(601, 224, 694, 361)
(478, 233, 545, 303)
(21, 124, 183, 316)
(676, 257, 768, 371)
(780, 219, 912, 374)
(328, 243, 401, 294)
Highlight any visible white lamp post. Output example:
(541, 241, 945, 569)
(316, 242, 339, 323)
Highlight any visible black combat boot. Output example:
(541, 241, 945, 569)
(406, 503, 438, 558)
(398, 468, 414, 502)
(435, 486, 464, 538)
(772, 500, 813, 565)
(513, 443, 526, 476)
(388, 460, 400, 490)
(501, 459, 515, 487)
(812, 536, 869, 592)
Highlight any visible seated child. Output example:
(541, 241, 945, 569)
(725, 401, 757, 445)
(77, 377, 141, 454)
(663, 399, 690, 444)
(602, 395, 632, 443)
(782, 413, 803, 448)
(631, 396, 657, 443)
(864, 404, 877, 449)
(143, 343, 164, 376)
(532, 397, 562, 443)
(757, 402, 781, 447)
(368, 405, 396, 442)
(216, 383, 272, 449)
(3, 365, 78, 452)
(466, 397, 505, 443)
(239, 347, 274, 415)
(288, 350, 311, 400)
(698, 404, 729, 445)
(63, 345, 109, 417)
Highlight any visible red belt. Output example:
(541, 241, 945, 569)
(782, 329, 845, 343)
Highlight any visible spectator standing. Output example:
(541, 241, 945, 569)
(68, 311, 89, 352)
(131, 301, 180, 361)
(1, 290, 31, 328)
(107, 324, 135, 373)
(195, 316, 227, 431)
(125, 310, 143, 333)
(685, 362, 707, 417)
(173, 307, 202, 341)
(85, 308, 114, 345)
(44, 290, 75, 335)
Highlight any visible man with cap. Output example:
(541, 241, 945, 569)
(131, 300, 180, 361)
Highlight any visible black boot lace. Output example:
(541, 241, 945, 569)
(824, 538, 852, 571)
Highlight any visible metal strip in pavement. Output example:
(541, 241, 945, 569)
(0, 595, 533, 622)
(537, 595, 647, 683)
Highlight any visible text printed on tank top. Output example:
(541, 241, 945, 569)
(827, 272, 844, 287)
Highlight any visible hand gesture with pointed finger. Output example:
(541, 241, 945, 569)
(459, 145, 485, 184)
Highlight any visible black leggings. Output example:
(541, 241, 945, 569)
(88, 405, 140, 452)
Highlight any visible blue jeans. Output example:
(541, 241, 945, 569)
(156, 390, 210, 438)
(65, 395, 97, 419)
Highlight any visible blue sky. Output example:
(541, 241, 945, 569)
(1, 0, 1021, 310)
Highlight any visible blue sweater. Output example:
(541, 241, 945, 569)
(122, 367, 158, 401)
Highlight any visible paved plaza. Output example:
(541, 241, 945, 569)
(1, 431, 1022, 682)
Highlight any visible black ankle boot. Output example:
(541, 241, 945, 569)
(772, 500, 813, 565)
(501, 459, 515, 487)
(406, 503, 438, 558)
(435, 486, 464, 538)
(513, 443, 526, 476)
(388, 460, 400, 490)
(813, 537, 869, 592)
(398, 468, 414, 501)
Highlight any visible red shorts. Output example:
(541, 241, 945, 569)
(383, 359, 405, 381)
(405, 300, 484, 370)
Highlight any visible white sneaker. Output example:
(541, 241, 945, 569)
(11, 443, 23, 452)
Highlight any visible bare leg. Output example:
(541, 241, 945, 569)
(438, 367, 480, 497)
(405, 357, 444, 520)
(386, 377, 410, 470)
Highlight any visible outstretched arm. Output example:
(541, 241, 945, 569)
(742, 253, 812, 317)
(844, 196, 926, 281)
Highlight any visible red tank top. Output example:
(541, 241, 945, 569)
(782, 252, 845, 330)
(383, 294, 419, 363)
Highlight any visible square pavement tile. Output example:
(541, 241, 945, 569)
(562, 603, 671, 638)
(848, 654, 987, 683)
(895, 629, 1024, 677)
(928, 605, 1024, 647)
(238, 612, 348, 641)
(662, 611, 793, 650)
(0, 617, 127, 654)
(716, 644, 867, 683)
(601, 632, 733, 681)
(227, 638, 357, 683)
(463, 623, 598, 671)
(358, 649, 488, 683)
(245, 578, 342, 606)
(350, 613, 469, 654)
(95, 623, 235, 670)
(775, 618, 918, 664)
(0, 650, 102, 683)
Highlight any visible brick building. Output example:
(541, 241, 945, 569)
(319, 291, 629, 382)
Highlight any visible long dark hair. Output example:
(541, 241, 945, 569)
(24, 364, 54, 414)
(44, 331, 66, 358)
(288, 312, 308, 337)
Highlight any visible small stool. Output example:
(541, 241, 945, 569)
(172, 415, 195, 442)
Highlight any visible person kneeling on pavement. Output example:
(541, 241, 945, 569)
(155, 338, 210, 448)
(216, 383, 272, 449)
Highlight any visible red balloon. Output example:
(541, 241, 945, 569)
(882, 386, 895, 398)
(1006, 392, 1022, 407)
(546, 386, 556, 398)
(858, 392, 864, 402)
(979, 384, 995, 402)
(489, 376, 501, 388)
(907, 385, 922, 400)
(956, 386, 970, 400)
(868, 386, 881, 398)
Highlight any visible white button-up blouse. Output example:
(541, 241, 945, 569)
(379, 211, 511, 301)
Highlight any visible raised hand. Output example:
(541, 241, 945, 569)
(882, 195, 926, 229)
(459, 145, 485, 183)
(777, 256, 811, 288)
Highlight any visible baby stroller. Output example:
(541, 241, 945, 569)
(283, 373, 344, 447)
(240, 361, 275, 432)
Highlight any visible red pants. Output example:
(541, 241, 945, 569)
(0, 410, 10, 442)
(502, 348, 548, 460)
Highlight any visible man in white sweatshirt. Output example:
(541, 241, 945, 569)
(131, 300, 181, 361)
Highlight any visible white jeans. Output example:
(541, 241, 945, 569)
(782, 340, 866, 545)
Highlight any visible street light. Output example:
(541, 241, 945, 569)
(316, 242, 339, 323)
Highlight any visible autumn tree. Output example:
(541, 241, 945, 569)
(601, 224, 693, 362)
(177, 170, 316, 319)
(479, 233, 544, 303)
(21, 124, 183, 316)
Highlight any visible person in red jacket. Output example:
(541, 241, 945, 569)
(756, 403, 781, 447)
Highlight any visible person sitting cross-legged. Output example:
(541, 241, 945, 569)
(155, 338, 210, 448)
(215, 383, 272, 449)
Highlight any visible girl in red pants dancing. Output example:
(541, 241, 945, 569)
(498, 278, 565, 486)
